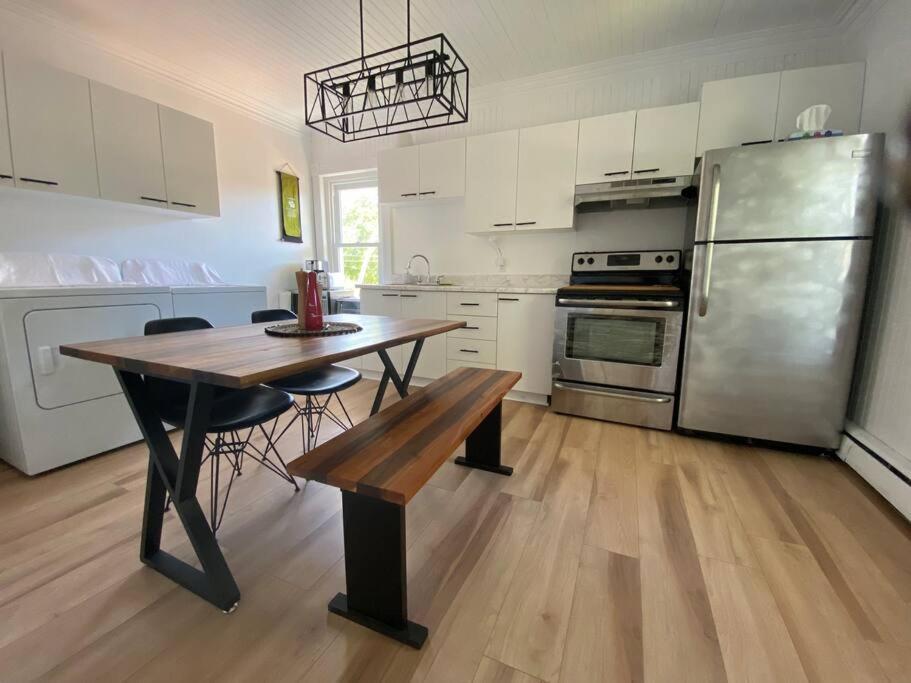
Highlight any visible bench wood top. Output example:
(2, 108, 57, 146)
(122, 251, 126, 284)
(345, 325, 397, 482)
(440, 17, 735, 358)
(59, 314, 464, 389)
(287, 367, 520, 505)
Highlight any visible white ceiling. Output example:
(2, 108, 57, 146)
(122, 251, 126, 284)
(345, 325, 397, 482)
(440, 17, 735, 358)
(3, 0, 863, 132)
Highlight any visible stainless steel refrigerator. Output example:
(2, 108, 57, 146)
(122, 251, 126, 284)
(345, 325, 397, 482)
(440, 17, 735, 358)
(678, 133, 884, 449)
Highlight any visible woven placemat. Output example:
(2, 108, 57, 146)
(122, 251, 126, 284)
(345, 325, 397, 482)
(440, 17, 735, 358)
(264, 321, 363, 337)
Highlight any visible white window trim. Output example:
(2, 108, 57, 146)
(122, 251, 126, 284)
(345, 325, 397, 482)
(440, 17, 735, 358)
(317, 169, 391, 286)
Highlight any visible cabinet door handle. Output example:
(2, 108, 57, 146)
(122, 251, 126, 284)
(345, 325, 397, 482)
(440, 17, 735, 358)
(19, 177, 59, 186)
(459, 303, 480, 306)
(171, 201, 197, 208)
(400, 294, 418, 298)
(0, 174, 12, 180)
(515, 221, 537, 226)
(418, 191, 436, 195)
(400, 192, 417, 197)
(603, 171, 627, 176)
(492, 222, 514, 227)
(463, 326, 479, 330)
(381, 293, 399, 297)
(742, 139, 773, 146)
(633, 168, 660, 174)
(140, 196, 168, 203)
(498, 297, 519, 301)
(459, 349, 479, 354)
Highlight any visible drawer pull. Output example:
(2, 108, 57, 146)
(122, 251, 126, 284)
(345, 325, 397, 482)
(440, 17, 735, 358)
(459, 349, 479, 354)
(603, 171, 627, 176)
(459, 302, 480, 307)
(19, 177, 59, 186)
(140, 196, 168, 203)
(633, 168, 660, 174)
(498, 297, 519, 302)
(463, 326, 479, 330)
(418, 191, 436, 195)
(400, 192, 417, 197)
(381, 293, 399, 297)
(0, 174, 12, 180)
(399, 294, 418, 298)
(171, 201, 197, 208)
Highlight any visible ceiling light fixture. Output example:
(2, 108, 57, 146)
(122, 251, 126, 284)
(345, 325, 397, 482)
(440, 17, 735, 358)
(304, 0, 469, 142)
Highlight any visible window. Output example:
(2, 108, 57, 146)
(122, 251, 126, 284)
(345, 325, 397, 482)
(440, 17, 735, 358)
(328, 177, 380, 288)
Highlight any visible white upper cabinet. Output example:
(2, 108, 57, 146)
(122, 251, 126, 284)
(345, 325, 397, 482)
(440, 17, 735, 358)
(90, 82, 168, 208)
(159, 106, 220, 216)
(0, 54, 12, 187)
(576, 110, 636, 184)
(515, 120, 579, 230)
(465, 129, 519, 233)
(632, 102, 700, 179)
(418, 138, 465, 199)
(775, 63, 865, 140)
(697, 72, 781, 155)
(4, 54, 99, 197)
(378, 146, 419, 202)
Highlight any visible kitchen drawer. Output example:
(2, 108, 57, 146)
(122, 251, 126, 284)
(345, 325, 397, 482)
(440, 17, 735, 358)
(447, 338, 497, 365)
(446, 292, 498, 317)
(447, 314, 497, 341)
(447, 359, 497, 373)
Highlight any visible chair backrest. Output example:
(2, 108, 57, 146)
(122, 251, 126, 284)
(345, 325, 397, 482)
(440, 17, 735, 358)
(144, 317, 214, 408)
(251, 308, 296, 324)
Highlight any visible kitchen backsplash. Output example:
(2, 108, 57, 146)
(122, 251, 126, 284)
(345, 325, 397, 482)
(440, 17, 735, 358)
(384, 273, 569, 288)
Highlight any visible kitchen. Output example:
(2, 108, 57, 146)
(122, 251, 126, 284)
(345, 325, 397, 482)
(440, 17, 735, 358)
(1, 1, 911, 681)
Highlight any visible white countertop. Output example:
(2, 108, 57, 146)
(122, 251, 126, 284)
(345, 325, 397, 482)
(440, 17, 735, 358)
(358, 283, 559, 295)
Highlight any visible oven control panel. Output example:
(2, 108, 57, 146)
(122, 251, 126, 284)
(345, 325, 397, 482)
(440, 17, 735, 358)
(571, 250, 681, 273)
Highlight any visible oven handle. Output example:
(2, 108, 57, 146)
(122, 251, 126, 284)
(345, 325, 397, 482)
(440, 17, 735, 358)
(557, 298, 678, 309)
(553, 382, 672, 404)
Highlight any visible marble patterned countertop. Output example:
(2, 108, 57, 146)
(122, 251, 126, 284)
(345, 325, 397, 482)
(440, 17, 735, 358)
(358, 274, 567, 295)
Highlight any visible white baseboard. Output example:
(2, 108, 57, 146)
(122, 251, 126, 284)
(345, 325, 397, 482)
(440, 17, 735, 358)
(839, 422, 910, 522)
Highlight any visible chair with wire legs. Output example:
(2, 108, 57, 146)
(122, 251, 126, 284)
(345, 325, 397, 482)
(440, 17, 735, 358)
(145, 316, 299, 533)
(251, 309, 362, 453)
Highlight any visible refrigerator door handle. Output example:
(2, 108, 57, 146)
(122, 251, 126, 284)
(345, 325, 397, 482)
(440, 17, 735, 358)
(698, 164, 721, 317)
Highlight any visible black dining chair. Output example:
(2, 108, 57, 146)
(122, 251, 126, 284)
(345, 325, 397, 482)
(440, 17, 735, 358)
(144, 316, 299, 533)
(251, 308, 361, 452)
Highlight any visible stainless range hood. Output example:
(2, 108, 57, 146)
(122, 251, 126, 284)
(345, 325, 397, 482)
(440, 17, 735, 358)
(574, 174, 694, 211)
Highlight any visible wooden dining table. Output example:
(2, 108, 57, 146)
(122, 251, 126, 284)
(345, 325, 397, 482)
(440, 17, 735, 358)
(59, 313, 464, 612)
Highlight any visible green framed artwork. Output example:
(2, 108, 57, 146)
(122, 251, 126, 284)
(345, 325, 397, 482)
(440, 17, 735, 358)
(278, 171, 303, 243)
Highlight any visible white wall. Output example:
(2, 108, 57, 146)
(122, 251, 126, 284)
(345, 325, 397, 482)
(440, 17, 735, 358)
(843, 0, 911, 469)
(0, 8, 315, 306)
(310, 27, 850, 273)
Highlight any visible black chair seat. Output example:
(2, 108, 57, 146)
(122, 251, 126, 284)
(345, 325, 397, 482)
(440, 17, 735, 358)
(266, 365, 362, 396)
(156, 385, 295, 432)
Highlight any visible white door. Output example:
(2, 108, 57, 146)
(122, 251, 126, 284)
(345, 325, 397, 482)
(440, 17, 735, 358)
(632, 102, 700, 179)
(515, 120, 579, 231)
(25, 304, 163, 410)
(359, 289, 403, 372)
(465, 129, 519, 233)
(378, 146, 419, 203)
(496, 294, 555, 395)
(400, 291, 445, 379)
(91, 82, 168, 207)
(576, 110, 636, 183)
(159, 105, 220, 216)
(419, 138, 465, 199)
(4, 54, 99, 197)
(775, 63, 865, 140)
(0, 53, 12, 187)
(697, 72, 781, 155)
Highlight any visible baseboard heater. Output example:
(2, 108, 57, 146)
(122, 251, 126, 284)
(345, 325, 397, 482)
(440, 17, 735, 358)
(839, 422, 910, 521)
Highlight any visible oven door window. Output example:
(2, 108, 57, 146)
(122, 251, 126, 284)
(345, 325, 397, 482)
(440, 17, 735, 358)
(565, 314, 665, 366)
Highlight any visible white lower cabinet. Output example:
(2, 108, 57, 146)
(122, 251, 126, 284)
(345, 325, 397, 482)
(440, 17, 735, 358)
(495, 294, 555, 395)
(400, 292, 445, 380)
(359, 289, 404, 373)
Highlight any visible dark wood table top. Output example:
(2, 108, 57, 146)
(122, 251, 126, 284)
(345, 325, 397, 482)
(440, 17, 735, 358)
(287, 367, 520, 504)
(59, 314, 465, 389)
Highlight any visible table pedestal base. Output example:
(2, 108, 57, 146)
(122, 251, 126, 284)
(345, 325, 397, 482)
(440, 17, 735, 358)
(453, 402, 513, 476)
(328, 593, 428, 649)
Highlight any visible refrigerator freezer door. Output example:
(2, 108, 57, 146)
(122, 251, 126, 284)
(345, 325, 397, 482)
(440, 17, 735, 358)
(693, 134, 883, 243)
(679, 239, 871, 448)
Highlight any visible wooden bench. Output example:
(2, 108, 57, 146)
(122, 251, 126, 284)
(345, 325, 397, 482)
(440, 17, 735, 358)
(287, 366, 520, 648)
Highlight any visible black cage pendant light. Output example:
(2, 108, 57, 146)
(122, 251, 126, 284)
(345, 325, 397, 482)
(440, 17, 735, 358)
(304, 0, 468, 142)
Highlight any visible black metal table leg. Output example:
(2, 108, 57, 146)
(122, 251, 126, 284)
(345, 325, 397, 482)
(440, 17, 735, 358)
(116, 371, 240, 612)
(454, 401, 513, 476)
(369, 339, 424, 416)
(328, 491, 428, 649)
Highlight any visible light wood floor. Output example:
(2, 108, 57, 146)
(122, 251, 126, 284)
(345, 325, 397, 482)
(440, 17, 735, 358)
(1, 379, 909, 682)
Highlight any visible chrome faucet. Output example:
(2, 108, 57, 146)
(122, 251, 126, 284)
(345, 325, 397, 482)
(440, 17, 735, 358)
(406, 254, 433, 284)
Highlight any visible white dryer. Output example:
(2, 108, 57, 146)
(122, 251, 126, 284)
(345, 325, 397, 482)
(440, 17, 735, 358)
(0, 285, 174, 474)
(171, 285, 267, 327)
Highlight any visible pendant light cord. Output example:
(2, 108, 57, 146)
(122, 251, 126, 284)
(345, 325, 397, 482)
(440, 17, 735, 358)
(359, 0, 365, 65)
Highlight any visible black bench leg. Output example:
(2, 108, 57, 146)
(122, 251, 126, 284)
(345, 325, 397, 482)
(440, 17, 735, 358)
(329, 491, 428, 649)
(454, 401, 513, 476)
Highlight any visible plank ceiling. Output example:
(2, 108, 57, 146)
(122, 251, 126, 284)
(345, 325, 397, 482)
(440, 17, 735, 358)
(5, 0, 859, 130)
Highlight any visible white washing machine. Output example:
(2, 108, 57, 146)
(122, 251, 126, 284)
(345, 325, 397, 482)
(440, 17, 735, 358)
(0, 285, 174, 474)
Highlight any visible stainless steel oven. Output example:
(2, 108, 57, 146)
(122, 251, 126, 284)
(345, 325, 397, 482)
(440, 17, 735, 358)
(550, 249, 685, 430)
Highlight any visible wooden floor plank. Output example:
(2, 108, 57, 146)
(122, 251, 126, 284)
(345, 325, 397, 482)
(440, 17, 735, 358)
(499, 411, 569, 501)
(559, 545, 643, 683)
(474, 656, 543, 683)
